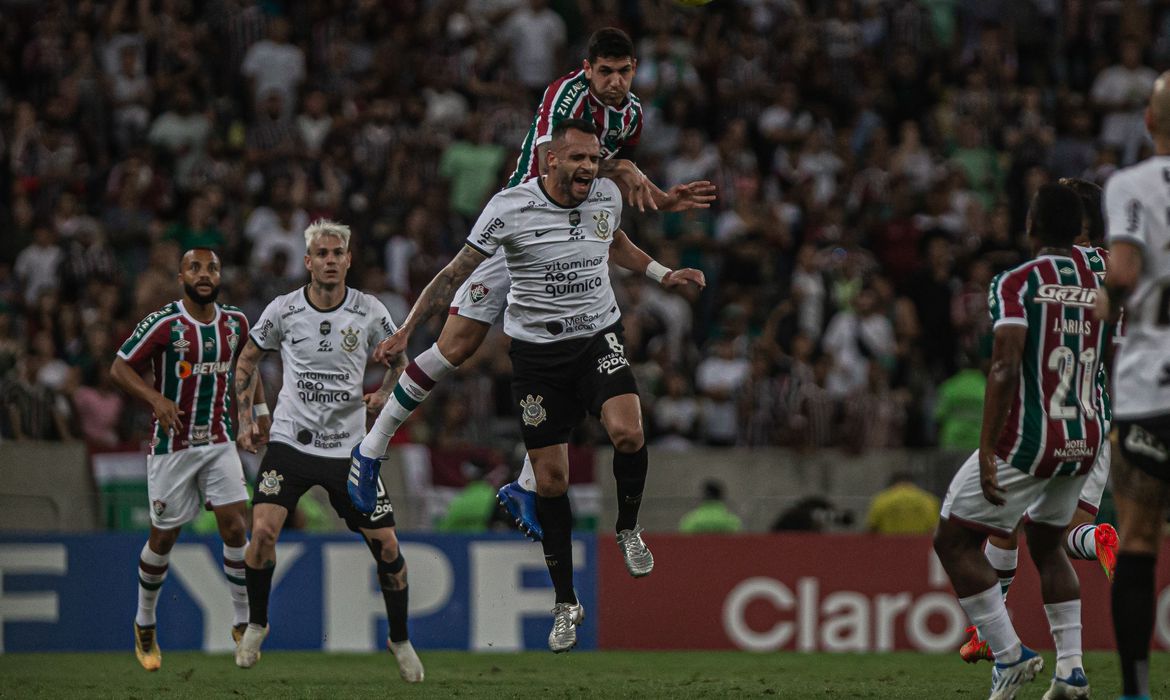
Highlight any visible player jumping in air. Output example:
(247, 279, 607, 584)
(111, 248, 264, 671)
(350, 27, 713, 541)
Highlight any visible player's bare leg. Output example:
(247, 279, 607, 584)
(531, 444, 583, 652)
(351, 317, 483, 511)
(237, 503, 287, 668)
(134, 525, 180, 671)
(1023, 520, 1089, 699)
(361, 526, 423, 682)
(211, 501, 250, 644)
(600, 393, 652, 577)
(934, 518, 1042, 698)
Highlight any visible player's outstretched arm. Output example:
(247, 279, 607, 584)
(374, 245, 488, 363)
(110, 356, 185, 436)
(600, 159, 660, 212)
(610, 228, 706, 293)
(977, 325, 1025, 506)
(234, 338, 267, 453)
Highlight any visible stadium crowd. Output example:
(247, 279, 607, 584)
(0, 0, 1164, 455)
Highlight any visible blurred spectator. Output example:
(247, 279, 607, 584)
(439, 114, 507, 223)
(165, 194, 225, 252)
(934, 356, 988, 452)
(679, 481, 743, 534)
(14, 226, 62, 306)
(865, 473, 940, 535)
(241, 17, 304, 120)
(1090, 36, 1157, 165)
(1, 353, 73, 441)
(147, 86, 211, 190)
(695, 337, 749, 446)
(70, 363, 124, 447)
(771, 496, 854, 532)
(501, 0, 566, 98)
(821, 285, 896, 398)
(651, 371, 700, 449)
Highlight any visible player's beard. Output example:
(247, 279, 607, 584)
(184, 282, 220, 305)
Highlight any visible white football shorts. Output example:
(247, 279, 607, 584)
(145, 442, 248, 528)
(940, 450, 1089, 536)
(450, 252, 510, 324)
(1077, 439, 1110, 515)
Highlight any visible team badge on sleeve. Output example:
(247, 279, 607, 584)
(593, 211, 611, 240)
(340, 327, 360, 352)
(470, 283, 490, 303)
(152, 500, 167, 516)
(259, 470, 284, 496)
(520, 394, 547, 427)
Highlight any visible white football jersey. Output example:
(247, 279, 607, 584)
(465, 177, 623, 343)
(1105, 155, 1170, 419)
(251, 287, 397, 457)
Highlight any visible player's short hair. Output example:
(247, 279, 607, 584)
(1057, 177, 1104, 245)
(1029, 183, 1084, 247)
(304, 219, 351, 250)
(550, 118, 597, 147)
(587, 27, 634, 63)
(180, 247, 220, 266)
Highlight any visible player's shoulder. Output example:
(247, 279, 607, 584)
(262, 287, 305, 312)
(1107, 156, 1168, 192)
(132, 301, 182, 331)
(589, 177, 623, 205)
(218, 303, 247, 317)
(343, 288, 389, 314)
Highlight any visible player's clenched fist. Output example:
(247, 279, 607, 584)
(374, 329, 409, 365)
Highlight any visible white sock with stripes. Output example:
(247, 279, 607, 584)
(136, 543, 169, 627)
(984, 541, 1018, 599)
(223, 543, 248, 625)
(360, 344, 455, 457)
(1066, 523, 1097, 560)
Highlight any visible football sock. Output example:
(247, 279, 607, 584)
(136, 543, 169, 627)
(518, 454, 536, 492)
(1044, 599, 1083, 677)
(223, 543, 249, 626)
(983, 541, 1017, 599)
(537, 494, 576, 604)
(959, 583, 1021, 664)
(613, 444, 648, 533)
(1112, 552, 1155, 697)
(378, 553, 410, 643)
(360, 344, 455, 457)
(1066, 523, 1097, 560)
(245, 563, 275, 627)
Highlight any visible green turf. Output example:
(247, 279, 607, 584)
(0, 650, 1166, 698)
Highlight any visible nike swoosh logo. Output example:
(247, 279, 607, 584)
(534, 229, 554, 238)
(291, 337, 308, 345)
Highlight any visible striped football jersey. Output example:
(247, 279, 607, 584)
(987, 253, 1112, 477)
(117, 301, 249, 455)
(507, 68, 643, 187)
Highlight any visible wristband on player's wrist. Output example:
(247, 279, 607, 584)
(253, 404, 270, 418)
(646, 261, 671, 284)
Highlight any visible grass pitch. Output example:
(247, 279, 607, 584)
(0, 650, 1164, 698)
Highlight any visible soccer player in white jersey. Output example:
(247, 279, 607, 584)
(1097, 71, 1170, 700)
(934, 184, 1113, 700)
(111, 248, 265, 671)
(365, 120, 705, 652)
(352, 28, 714, 541)
(230, 220, 423, 682)
(959, 178, 1121, 664)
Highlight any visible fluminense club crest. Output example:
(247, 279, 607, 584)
(470, 283, 489, 303)
(520, 394, 547, 427)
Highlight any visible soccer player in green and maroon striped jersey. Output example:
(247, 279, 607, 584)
(110, 248, 267, 671)
(934, 184, 1111, 699)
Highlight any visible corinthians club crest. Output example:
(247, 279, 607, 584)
(340, 327, 360, 352)
(593, 211, 611, 239)
(258, 470, 284, 496)
(520, 394, 547, 427)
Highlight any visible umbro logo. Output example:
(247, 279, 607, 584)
(291, 337, 308, 345)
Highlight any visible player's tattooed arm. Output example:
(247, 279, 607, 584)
(977, 325, 1026, 506)
(374, 245, 487, 362)
(234, 338, 267, 453)
(365, 351, 406, 414)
